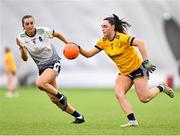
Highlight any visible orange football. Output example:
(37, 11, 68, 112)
(63, 43, 79, 60)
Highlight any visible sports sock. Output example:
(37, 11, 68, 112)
(127, 113, 136, 121)
(157, 86, 164, 92)
(56, 92, 63, 100)
(72, 111, 81, 118)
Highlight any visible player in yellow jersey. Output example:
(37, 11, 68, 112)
(4, 47, 18, 97)
(78, 14, 174, 127)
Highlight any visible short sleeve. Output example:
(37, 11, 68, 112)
(17, 34, 21, 41)
(17, 33, 25, 44)
(95, 38, 104, 50)
(120, 33, 135, 46)
(43, 27, 54, 38)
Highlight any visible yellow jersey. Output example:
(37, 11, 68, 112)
(4, 51, 16, 73)
(96, 32, 142, 75)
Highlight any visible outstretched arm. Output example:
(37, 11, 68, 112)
(16, 38, 28, 61)
(53, 31, 68, 44)
(79, 46, 101, 58)
(53, 31, 100, 58)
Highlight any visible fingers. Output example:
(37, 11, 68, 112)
(16, 38, 25, 48)
(148, 65, 156, 73)
(67, 42, 76, 44)
(152, 65, 156, 70)
(142, 60, 156, 73)
(152, 65, 156, 71)
(67, 42, 79, 46)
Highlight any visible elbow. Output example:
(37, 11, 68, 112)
(82, 54, 90, 58)
(86, 55, 92, 58)
(22, 58, 28, 61)
(85, 53, 94, 58)
(80, 52, 92, 58)
(21, 56, 28, 61)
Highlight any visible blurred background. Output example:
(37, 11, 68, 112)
(0, 0, 180, 88)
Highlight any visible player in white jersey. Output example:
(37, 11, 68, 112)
(16, 15, 84, 123)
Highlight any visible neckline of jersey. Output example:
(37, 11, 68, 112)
(25, 28, 37, 37)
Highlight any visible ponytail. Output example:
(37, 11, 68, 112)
(104, 14, 131, 34)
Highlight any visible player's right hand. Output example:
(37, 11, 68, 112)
(16, 38, 26, 48)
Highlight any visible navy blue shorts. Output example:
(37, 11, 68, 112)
(39, 60, 61, 75)
(119, 66, 149, 80)
(128, 66, 149, 80)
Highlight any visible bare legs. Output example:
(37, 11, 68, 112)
(6, 72, 17, 97)
(115, 75, 162, 127)
(36, 68, 84, 123)
(115, 75, 133, 114)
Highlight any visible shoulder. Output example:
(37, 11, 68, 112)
(37, 27, 54, 35)
(96, 36, 106, 49)
(97, 37, 106, 45)
(119, 32, 134, 43)
(5, 52, 12, 58)
(118, 32, 133, 39)
(36, 27, 48, 33)
(118, 32, 127, 39)
(18, 31, 26, 39)
(100, 36, 108, 43)
(115, 31, 121, 39)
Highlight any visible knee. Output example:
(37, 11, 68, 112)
(115, 90, 125, 100)
(36, 80, 46, 91)
(139, 96, 150, 103)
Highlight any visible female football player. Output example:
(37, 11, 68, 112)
(16, 15, 84, 123)
(4, 47, 18, 97)
(78, 14, 174, 127)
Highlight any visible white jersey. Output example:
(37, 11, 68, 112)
(17, 27, 61, 70)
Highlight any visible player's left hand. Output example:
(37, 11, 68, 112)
(142, 59, 156, 73)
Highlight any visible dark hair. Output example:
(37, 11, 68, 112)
(22, 15, 34, 27)
(5, 47, 10, 53)
(104, 14, 131, 34)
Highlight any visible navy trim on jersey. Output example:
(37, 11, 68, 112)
(95, 45, 102, 50)
(109, 32, 116, 41)
(25, 28, 37, 37)
(52, 30, 55, 35)
(130, 37, 135, 46)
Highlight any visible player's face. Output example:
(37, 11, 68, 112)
(101, 20, 115, 37)
(23, 17, 35, 34)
